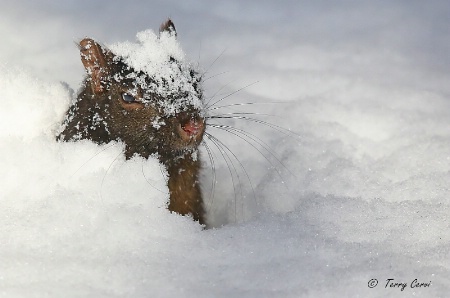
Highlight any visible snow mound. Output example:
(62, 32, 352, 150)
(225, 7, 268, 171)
(0, 67, 203, 296)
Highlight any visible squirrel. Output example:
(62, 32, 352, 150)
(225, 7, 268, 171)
(57, 19, 206, 225)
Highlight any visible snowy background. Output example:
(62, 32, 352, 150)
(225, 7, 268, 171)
(1, 0, 450, 297)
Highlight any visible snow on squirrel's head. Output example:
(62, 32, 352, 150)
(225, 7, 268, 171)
(91, 19, 203, 117)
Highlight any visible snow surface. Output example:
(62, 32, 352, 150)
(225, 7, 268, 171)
(1, 1, 450, 297)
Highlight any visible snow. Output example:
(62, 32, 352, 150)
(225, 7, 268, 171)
(109, 29, 203, 116)
(1, 1, 450, 297)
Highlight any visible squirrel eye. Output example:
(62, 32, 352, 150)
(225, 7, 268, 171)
(122, 93, 136, 103)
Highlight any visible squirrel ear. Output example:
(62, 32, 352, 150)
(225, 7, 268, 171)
(79, 38, 113, 94)
(159, 19, 177, 37)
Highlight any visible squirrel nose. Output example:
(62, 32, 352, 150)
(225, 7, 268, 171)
(181, 118, 204, 137)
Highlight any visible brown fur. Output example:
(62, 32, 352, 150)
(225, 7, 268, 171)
(57, 20, 206, 225)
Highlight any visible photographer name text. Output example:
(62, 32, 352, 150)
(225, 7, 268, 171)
(368, 278, 431, 291)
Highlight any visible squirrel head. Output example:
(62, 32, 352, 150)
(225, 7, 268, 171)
(61, 19, 205, 160)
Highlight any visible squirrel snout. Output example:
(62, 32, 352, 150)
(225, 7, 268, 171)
(179, 115, 205, 142)
(182, 120, 199, 135)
